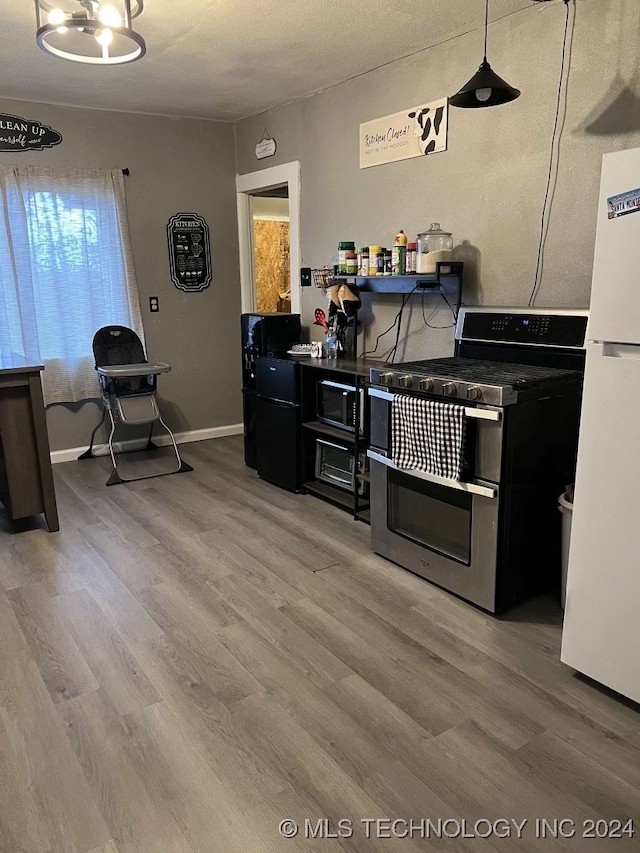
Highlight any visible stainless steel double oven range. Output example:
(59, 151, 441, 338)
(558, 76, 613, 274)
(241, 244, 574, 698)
(368, 308, 589, 613)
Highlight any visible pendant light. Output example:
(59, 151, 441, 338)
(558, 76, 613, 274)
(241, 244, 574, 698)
(449, 0, 520, 108)
(35, 1, 146, 65)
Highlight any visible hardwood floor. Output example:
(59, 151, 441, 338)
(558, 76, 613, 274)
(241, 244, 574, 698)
(0, 435, 638, 852)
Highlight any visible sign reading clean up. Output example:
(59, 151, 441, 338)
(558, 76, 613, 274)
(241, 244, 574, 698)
(359, 98, 448, 169)
(0, 113, 62, 152)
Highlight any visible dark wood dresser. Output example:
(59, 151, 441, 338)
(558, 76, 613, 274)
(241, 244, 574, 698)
(0, 354, 58, 532)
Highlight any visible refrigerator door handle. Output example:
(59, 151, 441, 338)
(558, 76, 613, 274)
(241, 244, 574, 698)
(261, 397, 298, 408)
(602, 342, 640, 360)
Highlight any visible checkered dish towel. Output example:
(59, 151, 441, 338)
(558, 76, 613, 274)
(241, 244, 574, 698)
(392, 395, 466, 480)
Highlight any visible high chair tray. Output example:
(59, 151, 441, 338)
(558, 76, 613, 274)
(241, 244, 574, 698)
(97, 362, 171, 378)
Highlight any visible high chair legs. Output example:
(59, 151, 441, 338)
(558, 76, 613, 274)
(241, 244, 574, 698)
(79, 404, 193, 486)
(104, 407, 193, 486)
(78, 408, 106, 460)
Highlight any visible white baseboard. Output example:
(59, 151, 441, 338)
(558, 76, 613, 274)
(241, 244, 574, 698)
(50, 423, 244, 464)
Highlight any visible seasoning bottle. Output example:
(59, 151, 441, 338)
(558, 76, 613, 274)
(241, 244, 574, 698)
(383, 249, 392, 276)
(357, 247, 369, 277)
(376, 249, 385, 276)
(392, 229, 408, 276)
(338, 241, 355, 274)
(369, 245, 382, 276)
(345, 251, 358, 276)
(406, 242, 417, 275)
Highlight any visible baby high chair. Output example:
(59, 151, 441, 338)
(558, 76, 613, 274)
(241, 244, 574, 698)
(79, 325, 193, 486)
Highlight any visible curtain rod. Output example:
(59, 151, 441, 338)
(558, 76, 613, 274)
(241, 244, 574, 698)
(122, 168, 130, 175)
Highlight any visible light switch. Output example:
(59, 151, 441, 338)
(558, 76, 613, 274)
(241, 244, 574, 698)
(149, 296, 159, 312)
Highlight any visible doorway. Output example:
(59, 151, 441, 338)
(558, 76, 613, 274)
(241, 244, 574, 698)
(252, 187, 291, 313)
(236, 161, 301, 316)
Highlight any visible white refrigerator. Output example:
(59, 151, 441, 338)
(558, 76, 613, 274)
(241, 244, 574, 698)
(561, 147, 640, 704)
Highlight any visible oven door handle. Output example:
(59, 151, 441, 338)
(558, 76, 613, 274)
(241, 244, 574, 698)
(367, 450, 498, 499)
(368, 387, 395, 402)
(368, 387, 501, 422)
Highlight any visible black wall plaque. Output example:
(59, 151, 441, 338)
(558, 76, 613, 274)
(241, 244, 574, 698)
(167, 213, 212, 292)
(0, 114, 62, 152)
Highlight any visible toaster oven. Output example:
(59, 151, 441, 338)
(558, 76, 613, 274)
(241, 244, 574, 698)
(315, 439, 368, 496)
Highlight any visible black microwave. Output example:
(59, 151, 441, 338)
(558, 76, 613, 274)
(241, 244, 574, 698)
(316, 380, 365, 434)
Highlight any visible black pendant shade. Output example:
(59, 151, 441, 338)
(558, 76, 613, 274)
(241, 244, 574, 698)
(449, 0, 520, 109)
(449, 59, 521, 108)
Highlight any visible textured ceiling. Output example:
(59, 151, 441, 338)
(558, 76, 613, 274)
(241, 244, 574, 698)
(0, 0, 534, 121)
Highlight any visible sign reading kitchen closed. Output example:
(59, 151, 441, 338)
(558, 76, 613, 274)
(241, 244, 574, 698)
(0, 113, 62, 152)
(359, 97, 448, 169)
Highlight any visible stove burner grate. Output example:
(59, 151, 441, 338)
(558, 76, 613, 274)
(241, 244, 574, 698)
(394, 357, 582, 388)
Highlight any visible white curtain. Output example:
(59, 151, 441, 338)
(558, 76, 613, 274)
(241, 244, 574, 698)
(0, 165, 144, 405)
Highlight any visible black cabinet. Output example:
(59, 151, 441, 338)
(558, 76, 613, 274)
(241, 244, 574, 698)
(299, 359, 376, 522)
(245, 354, 381, 520)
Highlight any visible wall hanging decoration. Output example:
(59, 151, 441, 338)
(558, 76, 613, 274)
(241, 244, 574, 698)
(0, 114, 63, 152)
(255, 130, 277, 160)
(359, 97, 448, 169)
(167, 213, 212, 292)
(34, 1, 146, 65)
(449, 0, 520, 108)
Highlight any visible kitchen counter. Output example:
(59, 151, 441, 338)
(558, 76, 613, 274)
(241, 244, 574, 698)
(294, 356, 385, 379)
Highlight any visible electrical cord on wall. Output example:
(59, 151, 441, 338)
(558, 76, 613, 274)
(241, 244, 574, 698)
(385, 290, 412, 363)
(421, 291, 458, 329)
(528, 0, 575, 307)
(360, 303, 406, 359)
(360, 284, 421, 360)
(361, 286, 459, 361)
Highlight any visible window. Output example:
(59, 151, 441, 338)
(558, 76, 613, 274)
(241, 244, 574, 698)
(0, 165, 143, 404)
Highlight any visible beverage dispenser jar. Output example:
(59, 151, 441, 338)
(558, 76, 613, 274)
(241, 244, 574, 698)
(416, 223, 453, 274)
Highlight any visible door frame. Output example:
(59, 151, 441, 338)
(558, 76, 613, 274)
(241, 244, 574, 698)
(236, 161, 301, 315)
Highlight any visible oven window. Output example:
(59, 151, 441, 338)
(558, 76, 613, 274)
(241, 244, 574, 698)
(317, 441, 354, 491)
(387, 469, 472, 564)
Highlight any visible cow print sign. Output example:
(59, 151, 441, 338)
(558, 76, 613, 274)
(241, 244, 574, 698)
(408, 103, 447, 156)
(359, 97, 448, 169)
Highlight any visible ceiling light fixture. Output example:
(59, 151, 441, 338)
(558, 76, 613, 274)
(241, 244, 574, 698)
(35, 1, 146, 65)
(449, 0, 520, 108)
